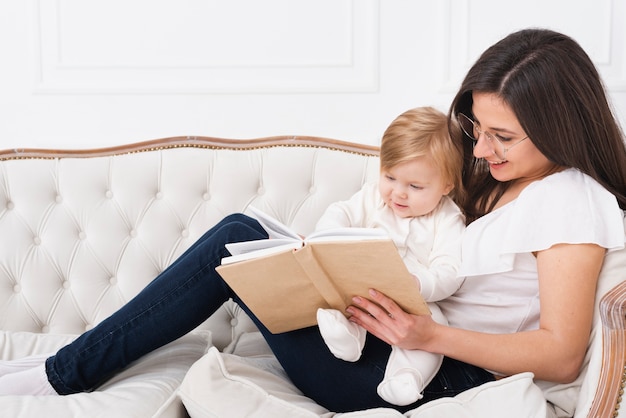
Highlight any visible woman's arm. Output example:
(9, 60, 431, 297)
(347, 242, 606, 383)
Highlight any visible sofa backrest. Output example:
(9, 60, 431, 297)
(0, 137, 380, 336)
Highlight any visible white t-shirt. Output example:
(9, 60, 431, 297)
(315, 182, 466, 302)
(438, 168, 625, 334)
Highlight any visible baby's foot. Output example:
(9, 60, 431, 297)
(377, 369, 424, 406)
(317, 308, 366, 362)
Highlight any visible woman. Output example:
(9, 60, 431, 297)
(1, 28, 625, 416)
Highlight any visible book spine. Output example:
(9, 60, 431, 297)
(293, 245, 347, 312)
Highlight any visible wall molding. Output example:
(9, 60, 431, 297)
(440, 0, 625, 92)
(31, 0, 380, 94)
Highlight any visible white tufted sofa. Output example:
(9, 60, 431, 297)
(0, 136, 623, 418)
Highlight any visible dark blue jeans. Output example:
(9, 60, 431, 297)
(45, 214, 494, 412)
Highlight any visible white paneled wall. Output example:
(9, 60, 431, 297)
(0, 0, 624, 149)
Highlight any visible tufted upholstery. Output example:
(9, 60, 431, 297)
(0, 136, 623, 418)
(0, 136, 379, 349)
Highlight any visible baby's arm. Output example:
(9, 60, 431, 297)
(315, 182, 377, 230)
(410, 201, 465, 302)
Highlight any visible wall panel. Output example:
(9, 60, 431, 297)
(34, 0, 379, 94)
(0, 1, 622, 149)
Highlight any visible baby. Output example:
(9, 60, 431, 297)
(315, 106, 465, 406)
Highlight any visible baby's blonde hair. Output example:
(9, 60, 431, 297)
(380, 107, 464, 200)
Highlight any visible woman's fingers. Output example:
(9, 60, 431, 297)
(346, 289, 405, 345)
(366, 289, 404, 319)
(346, 289, 435, 350)
(348, 289, 403, 323)
(347, 301, 394, 345)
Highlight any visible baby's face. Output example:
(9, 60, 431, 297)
(379, 157, 453, 218)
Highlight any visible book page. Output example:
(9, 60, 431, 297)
(247, 206, 301, 240)
(223, 206, 390, 264)
(221, 206, 304, 263)
(222, 240, 302, 265)
(249, 206, 388, 242)
(225, 238, 298, 257)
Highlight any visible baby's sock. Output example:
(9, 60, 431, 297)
(0, 353, 51, 377)
(0, 364, 57, 395)
(377, 344, 441, 406)
(377, 368, 424, 406)
(317, 308, 366, 362)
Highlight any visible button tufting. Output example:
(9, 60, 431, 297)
(6, 201, 14, 210)
(41, 326, 50, 333)
(309, 186, 317, 193)
(109, 276, 117, 285)
(33, 236, 42, 245)
(78, 231, 86, 240)
(202, 192, 211, 201)
(55, 195, 63, 204)
(155, 192, 163, 200)
(181, 229, 189, 238)
(105, 190, 113, 199)
(63, 280, 71, 289)
(129, 229, 137, 238)
(13, 284, 21, 293)
(257, 187, 265, 195)
(230, 318, 238, 327)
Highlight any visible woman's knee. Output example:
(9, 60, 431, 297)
(221, 213, 260, 229)
(219, 213, 268, 241)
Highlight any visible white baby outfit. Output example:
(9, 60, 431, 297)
(315, 181, 465, 405)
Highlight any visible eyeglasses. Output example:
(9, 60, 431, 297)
(457, 113, 528, 160)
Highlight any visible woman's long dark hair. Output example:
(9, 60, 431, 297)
(449, 28, 626, 223)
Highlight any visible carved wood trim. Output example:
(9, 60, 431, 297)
(0, 136, 380, 160)
(588, 280, 626, 418)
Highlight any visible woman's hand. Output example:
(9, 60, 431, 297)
(346, 289, 438, 351)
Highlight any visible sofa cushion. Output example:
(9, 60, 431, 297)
(179, 332, 548, 418)
(406, 373, 546, 418)
(180, 346, 335, 418)
(0, 330, 211, 418)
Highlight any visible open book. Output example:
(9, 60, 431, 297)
(222, 206, 390, 264)
(216, 207, 430, 333)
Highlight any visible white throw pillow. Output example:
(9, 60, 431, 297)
(407, 373, 546, 418)
(180, 346, 337, 418)
(179, 332, 548, 418)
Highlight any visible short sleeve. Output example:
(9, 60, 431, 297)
(501, 169, 624, 254)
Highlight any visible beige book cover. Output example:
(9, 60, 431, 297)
(216, 237, 430, 334)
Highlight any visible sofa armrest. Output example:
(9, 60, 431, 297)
(588, 279, 626, 418)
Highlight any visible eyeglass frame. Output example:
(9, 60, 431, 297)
(456, 112, 529, 160)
